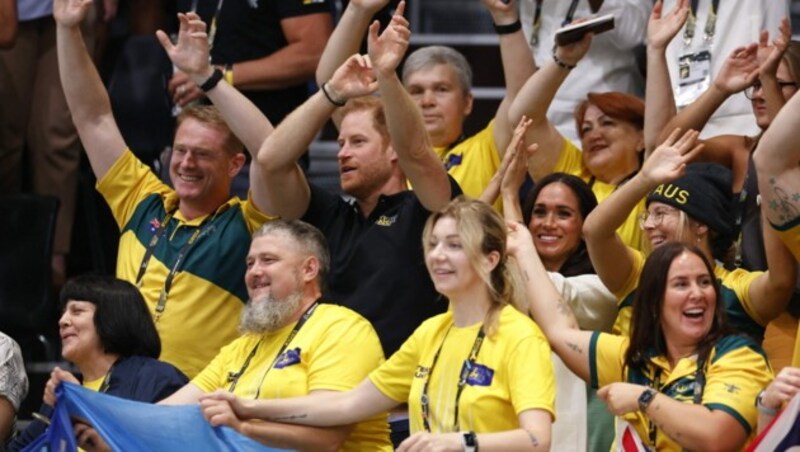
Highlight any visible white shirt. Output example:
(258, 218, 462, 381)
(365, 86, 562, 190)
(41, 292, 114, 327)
(663, 0, 789, 138)
(520, 0, 650, 144)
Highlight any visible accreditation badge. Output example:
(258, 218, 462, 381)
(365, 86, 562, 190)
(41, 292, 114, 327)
(676, 49, 712, 108)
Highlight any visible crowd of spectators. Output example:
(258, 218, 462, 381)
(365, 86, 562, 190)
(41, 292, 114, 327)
(2, 0, 800, 450)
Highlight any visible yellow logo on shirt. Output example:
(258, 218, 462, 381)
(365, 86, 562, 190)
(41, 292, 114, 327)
(376, 215, 397, 227)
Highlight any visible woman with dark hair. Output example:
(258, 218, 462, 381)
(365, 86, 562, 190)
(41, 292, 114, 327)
(7, 275, 188, 451)
(508, 28, 648, 251)
(583, 129, 796, 343)
(501, 127, 615, 451)
(515, 215, 774, 450)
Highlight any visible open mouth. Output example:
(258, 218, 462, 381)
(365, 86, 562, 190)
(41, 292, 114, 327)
(177, 173, 202, 182)
(537, 234, 561, 243)
(683, 308, 705, 319)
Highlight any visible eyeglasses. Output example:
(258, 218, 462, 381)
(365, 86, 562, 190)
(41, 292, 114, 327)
(638, 206, 679, 230)
(744, 80, 798, 100)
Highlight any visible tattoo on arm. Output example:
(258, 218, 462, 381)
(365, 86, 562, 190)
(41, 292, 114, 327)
(267, 414, 308, 422)
(767, 177, 800, 223)
(566, 341, 582, 354)
(526, 430, 540, 447)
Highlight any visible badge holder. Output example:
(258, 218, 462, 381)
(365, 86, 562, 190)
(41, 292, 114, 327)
(675, 48, 711, 109)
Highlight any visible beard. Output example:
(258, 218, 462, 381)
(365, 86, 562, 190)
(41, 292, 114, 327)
(239, 290, 303, 334)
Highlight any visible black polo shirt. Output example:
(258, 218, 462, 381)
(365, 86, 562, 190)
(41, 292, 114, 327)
(302, 178, 462, 356)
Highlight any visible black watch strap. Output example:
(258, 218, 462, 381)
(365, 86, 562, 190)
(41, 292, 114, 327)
(199, 68, 224, 92)
(462, 431, 478, 452)
(638, 388, 657, 412)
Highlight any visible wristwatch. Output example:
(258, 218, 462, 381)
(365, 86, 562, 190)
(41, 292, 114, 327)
(756, 390, 778, 416)
(638, 388, 657, 412)
(462, 431, 479, 452)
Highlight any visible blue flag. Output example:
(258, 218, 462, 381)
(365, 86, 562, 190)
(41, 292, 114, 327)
(22, 382, 284, 451)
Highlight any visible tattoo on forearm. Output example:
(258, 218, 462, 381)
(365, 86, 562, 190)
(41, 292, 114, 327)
(526, 430, 540, 447)
(566, 341, 582, 354)
(267, 414, 308, 422)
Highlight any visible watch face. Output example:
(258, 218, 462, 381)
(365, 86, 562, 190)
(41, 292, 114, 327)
(638, 389, 656, 410)
(464, 432, 477, 446)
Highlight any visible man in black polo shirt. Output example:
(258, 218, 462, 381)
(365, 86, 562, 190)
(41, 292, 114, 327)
(253, 11, 459, 357)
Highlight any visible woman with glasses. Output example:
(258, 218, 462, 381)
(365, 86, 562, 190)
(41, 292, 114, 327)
(583, 129, 797, 343)
(200, 198, 556, 451)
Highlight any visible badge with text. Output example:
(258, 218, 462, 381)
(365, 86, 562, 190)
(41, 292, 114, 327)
(676, 49, 712, 108)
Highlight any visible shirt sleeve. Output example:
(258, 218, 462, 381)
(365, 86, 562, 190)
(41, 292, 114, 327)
(589, 332, 629, 389)
(703, 337, 774, 436)
(550, 272, 618, 332)
(0, 334, 27, 411)
(306, 313, 385, 393)
(506, 331, 556, 420)
(192, 340, 240, 393)
(553, 139, 592, 179)
(96, 149, 173, 230)
(276, 0, 332, 19)
(368, 323, 426, 403)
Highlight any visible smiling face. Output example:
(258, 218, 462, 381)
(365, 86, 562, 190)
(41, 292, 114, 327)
(579, 104, 643, 183)
(642, 202, 685, 248)
(337, 109, 395, 200)
(528, 182, 583, 272)
(660, 251, 717, 359)
(170, 118, 242, 212)
(245, 232, 310, 305)
(405, 63, 473, 147)
(425, 216, 488, 299)
(59, 300, 104, 365)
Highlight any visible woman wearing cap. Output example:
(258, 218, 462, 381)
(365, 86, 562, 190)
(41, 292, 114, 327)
(508, 25, 648, 252)
(513, 216, 773, 450)
(582, 128, 797, 342)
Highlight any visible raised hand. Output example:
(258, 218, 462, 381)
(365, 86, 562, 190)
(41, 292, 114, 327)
(505, 220, 536, 259)
(647, 0, 689, 51)
(481, 0, 518, 25)
(156, 13, 211, 77)
(367, 1, 410, 77)
(757, 17, 791, 79)
(327, 54, 379, 101)
(713, 44, 760, 95)
(53, 0, 93, 28)
(641, 128, 703, 185)
(553, 25, 592, 68)
(501, 116, 538, 196)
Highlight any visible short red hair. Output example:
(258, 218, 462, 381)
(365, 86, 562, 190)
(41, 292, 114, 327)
(574, 92, 644, 138)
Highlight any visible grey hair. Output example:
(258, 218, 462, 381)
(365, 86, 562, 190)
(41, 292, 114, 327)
(402, 46, 473, 94)
(253, 220, 330, 288)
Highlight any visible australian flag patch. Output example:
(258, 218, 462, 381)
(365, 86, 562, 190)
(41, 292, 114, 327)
(465, 363, 494, 386)
(274, 347, 302, 369)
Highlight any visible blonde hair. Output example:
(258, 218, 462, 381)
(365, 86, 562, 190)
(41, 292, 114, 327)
(422, 197, 527, 336)
(176, 105, 244, 156)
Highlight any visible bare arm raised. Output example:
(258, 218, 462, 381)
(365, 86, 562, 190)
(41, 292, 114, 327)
(156, 12, 274, 213)
(368, 9, 452, 211)
(54, 0, 126, 179)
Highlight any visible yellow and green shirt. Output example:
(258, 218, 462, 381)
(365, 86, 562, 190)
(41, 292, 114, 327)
(590, 332, 773, 450)
(97, 149, 273, 378)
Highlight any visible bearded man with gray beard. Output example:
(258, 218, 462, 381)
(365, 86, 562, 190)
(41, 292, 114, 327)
(157, 220, 392, 451)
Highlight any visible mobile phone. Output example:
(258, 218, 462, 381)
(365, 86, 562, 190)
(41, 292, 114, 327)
(554, 14, 615, 46)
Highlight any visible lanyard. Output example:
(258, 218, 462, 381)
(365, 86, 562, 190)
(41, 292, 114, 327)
(135, 208, 221, 322)
(530, 0, 581, 48)
(227, 301, 319, 397)
(684, 0, 720, 46)
(189, 0, 225, 52)
(420, 325, 486, 433)
(646, 356, 706, 449)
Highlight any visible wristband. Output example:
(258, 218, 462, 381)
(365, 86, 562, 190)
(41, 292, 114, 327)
(461, 431, 478, 452)
(756, 390, 779, 416)
(552, 52, 577, 70)
(321, 82, 346, 107)
(493, 19, 521, 35)
(199, 68, 224, 92)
